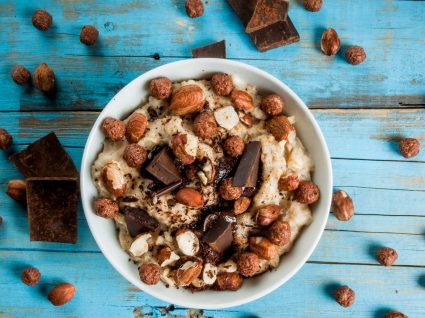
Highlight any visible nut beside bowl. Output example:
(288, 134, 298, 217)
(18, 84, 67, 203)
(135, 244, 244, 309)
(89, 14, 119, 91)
(81, 58, 332, 309)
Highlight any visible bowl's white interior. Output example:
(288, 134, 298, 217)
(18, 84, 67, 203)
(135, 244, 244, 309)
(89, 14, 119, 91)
(80, 58, 332, 309)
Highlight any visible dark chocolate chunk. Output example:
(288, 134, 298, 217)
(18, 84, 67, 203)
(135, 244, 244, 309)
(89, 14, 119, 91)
(213, 156, 238, 187)
(227, 0, 258, 26)
(145, 147, 182, 185)
(249, 17, 300, 52)
(233, 141, 261, 187)
(192, 40, 226, 59)
(122, 206, 159, 237)
(203, 215, 235, 254)
(156, 180, 183, 197)
(10, 132, 78, 178)
(26, 177, 78, 244)
(246, 0, 289, 33)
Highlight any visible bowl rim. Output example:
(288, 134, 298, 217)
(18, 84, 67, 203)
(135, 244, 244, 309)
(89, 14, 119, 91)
(80, 58, 332, 309)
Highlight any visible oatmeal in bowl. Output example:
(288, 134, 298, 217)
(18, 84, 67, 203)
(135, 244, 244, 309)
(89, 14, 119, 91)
(91, 72, 320, 291)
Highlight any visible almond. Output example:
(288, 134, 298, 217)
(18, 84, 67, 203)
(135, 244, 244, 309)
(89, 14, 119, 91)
(257, 204, 281, 227)
(266, 115, 295, 142)
(175, 260, 203, 286)
(249, 237, 279, 260)
(126, 113, 147, 143)
(176, 229, 200, 256)
(175, 187, 204, 208)
(171, 133, 196, 165)
(230, 90, 254, 111)
(6, 180, 27, 204)
(157, 246, 180, 267)
(234, 197, 251, 215)
(238, 112, 253, 127)
(102, 161, 127, 197)
(48, 283, 76, 306)
(170, 84, 205, 116)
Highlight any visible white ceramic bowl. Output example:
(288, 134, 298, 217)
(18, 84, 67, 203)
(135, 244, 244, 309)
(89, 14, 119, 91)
(81, 58, 332, 309)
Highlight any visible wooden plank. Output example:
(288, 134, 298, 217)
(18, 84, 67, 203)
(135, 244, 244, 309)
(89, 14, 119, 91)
(0, 250, 423, 317)
(1, 0, 425, 110)
(0, 108, 424, 161)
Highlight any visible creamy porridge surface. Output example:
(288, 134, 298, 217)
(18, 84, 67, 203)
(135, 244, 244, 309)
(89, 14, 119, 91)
(91, 75, 318, 290)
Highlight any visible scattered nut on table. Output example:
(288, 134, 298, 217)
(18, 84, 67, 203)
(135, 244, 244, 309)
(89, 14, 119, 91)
(34, 63, 56, 93)
(334, 285, 355, 307)
(185, 0, 204, 18)
(48, 283, 76, 306)
(0, 128, 13, 150)
(6, 180, 27, 204)
(331, 190, 354, 221)
(385, 311, 408, 318)
(80, 25, 99, 46)
(321, 28, 340, 56)
(32, 10, 52, 31)
(303, 0, 323, 12)
(345, 46, 367, 65)
(376, 247, 398, 266)
(21, 267, 41, 287)
(11, 65, 31, 85)
(399, 138, 420, 158)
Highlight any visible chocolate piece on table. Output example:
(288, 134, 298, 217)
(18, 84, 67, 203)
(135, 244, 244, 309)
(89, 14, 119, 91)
(246, 0, 289, 33)
(249, 17, 300, 52)
(192, 40, 226, 59)
(145, 147, 182, 185)
(10, 132, 78, 178)
(26, 177, 78, 244)
(203, 216, 234, 253)
(122, 206, 159, 237)
(227, 0, 258, 26)
(233, 141, 261, 187)
(156, 180, 183, 197)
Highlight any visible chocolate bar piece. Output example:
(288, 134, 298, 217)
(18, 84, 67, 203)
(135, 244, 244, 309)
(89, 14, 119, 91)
(227, 0, 258, 26)
(26, 177, 78, 244)
(203, 216, 234, 253)
(192, 40, 226, 59)
(10, 132, 78, 178)
(122, 206, 159, 237)
(246, 0, 289, 33)
(249, 17, 300, 52)
(156, 180, 183, 197)
(233, 141, 261, 187)
(145, 148, 182, 185)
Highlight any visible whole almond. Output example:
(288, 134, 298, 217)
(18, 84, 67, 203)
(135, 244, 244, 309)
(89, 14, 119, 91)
(6, 180, 27, 205)
(48, 283, 76, 306)
(230, 90, 254, 111)
(266, 115, 295, 142)
(175, 187, 204, 208)
(126, 113, 147, 143)
(175, 260, 203, 286)
(249, 237, 279, 260)
(321, 28, 340, 56)
(170, 85, 205, 116)
(102, 161, 127, 197)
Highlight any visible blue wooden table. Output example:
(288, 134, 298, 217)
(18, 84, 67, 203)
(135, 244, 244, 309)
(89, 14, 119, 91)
(1, 1, 424, 317)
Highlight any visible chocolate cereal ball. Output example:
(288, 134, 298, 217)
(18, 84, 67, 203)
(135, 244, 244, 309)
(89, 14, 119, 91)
(101, 117, 126, 141)
(149, 77, 172, 100)
(139, 263, 161, 285)
(93, 197, 119, 219)
(334, 285, 355, 307)
(21, 267, 41, 287)
(12, 65, 31, 85)
(211, 73, 233, 96)
(267, 220, 291, 246)
(345, 46, 366, 65)
(260, 94, 285, 116)
(32, 10, 52, 31)
(193, 112, 218, 139)
(294, 181, 320, 204)
(237, 253, 260, 277)
(80, 25, 99, 46)
(219, 178, 243, 201)
(185, 0, 204, 18)
(376, 247, 398, 266)
(385, 311, 408, 318)
(223, 135, 245, 157)
(123, 144, 147, 168)
(399, 138, 420, 158)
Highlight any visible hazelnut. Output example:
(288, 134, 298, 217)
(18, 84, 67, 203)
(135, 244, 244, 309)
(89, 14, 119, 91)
(334, 285, 355, 307)
(234, 197, 251, 215)
(193, 112, 218, 139)
(126, 113, 148, 143)
(216, 272, 243, 291)
(149, 77, 172, 100)
(223, 135, 245, 157)
(399, 138, 420, 158)
(93, 197, 119, 219)
(303, 0, 322, 12)
(80, 25, 99, 46)
(278, 173, 300, 191)
(260, 94, 285, 116)
(12, 65, 31, 85)
(185, 0, 204, 18)
(294, 181, 320, 204)
(249, 236, 279, 260)
(32, 10, 52, 31)
(266, 115, 295, 142)
(321, 28, 340, 56)
(211, 73, 233, 96)
(385, 311, 408, 318)
(21, 267, 41, 286)
(345, 46, 366, 65)
(376, 247, 398, 266)
(48, 283, 76, 306)
(230, 90, 254, 111)
(257, 204, 281, 227)
(331, 190, 354, 221)
(0, 128, 13, 150)
(175, 187, 204, 208)
(237, 253, 260, 277)
(123, 144, 147, 168)
(219, 178, 243, 201)
(267, 220, 291, 246)
(139, 263, 161, 285)
(34, 63, 55, 93)
(170, 84, 205, 116)
(102, 117, 126, 141)
(6, 180, 26, 204)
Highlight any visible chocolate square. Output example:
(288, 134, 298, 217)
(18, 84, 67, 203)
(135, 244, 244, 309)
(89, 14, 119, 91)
(192, 40, 226, 59)
(145, 147, 182, 185)
(26, 177, 78, 244)
(227, 0, 258, 26)
(233, 141, 262, 187)
(122, 206, 159, 237)
(10, 132, 78, 178)
(246, 0, 289, 33)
